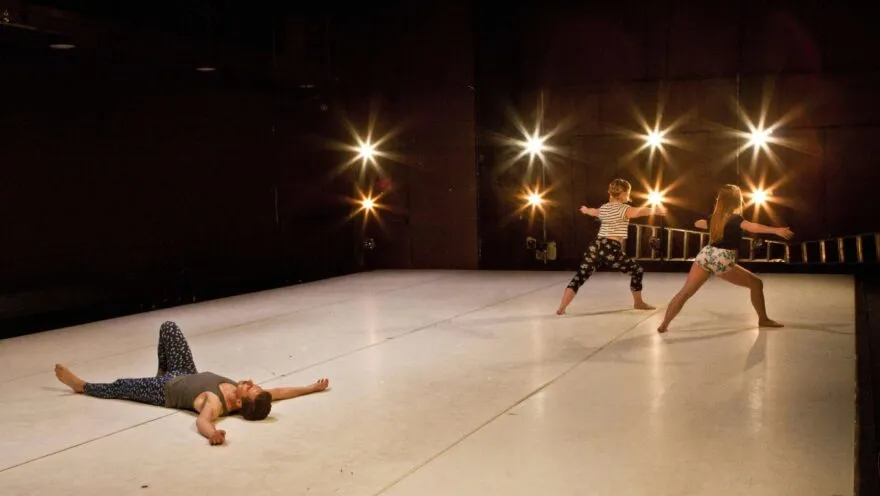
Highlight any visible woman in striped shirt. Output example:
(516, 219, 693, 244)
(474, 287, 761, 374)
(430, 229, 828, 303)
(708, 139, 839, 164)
(557, 178, 666, 315)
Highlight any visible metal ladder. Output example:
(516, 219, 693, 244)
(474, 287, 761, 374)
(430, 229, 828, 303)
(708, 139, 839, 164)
(628, 224, 880, 265)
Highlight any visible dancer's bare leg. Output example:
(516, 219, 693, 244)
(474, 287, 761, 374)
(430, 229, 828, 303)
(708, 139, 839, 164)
(54, 364, 86, 393)
(717, 265, 783, 327)
(557, 288, 577, 315)
(657, 263, 711, 333)
(632, 291, 655, 310)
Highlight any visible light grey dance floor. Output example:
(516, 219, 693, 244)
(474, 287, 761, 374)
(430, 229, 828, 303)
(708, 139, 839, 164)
(0, 270, 855, 495)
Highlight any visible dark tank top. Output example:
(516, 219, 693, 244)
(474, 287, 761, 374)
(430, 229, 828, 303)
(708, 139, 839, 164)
(708, 213, 744, 250)
(163, 372, 236, 415)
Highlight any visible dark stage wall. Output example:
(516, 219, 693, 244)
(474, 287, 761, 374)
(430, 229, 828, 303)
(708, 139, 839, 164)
(2, 0, 880, 333)
(0, 0, 477, 334)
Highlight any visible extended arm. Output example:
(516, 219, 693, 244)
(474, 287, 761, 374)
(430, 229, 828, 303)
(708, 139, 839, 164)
(267, 378, 330, 401)
(740, 220, 794, 239)
(625, 205, 667, 219)
(579, 206, 599, 217)
(194, 395, 225, 445)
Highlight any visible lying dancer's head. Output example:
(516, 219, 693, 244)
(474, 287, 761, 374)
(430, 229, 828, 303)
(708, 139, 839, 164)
(710, 184, 744, 244)
(235, 380, 272, 420)
(608, 178, 632, 203)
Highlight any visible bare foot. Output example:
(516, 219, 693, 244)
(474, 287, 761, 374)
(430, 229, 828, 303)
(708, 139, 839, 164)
(556, 307, 566, 316)
(657, 326, 668, 333)
(311, 378, 330, 393)
(634, 302, 656, 310)
(758, 319, 784, 328)
(55, 364, 85, 393)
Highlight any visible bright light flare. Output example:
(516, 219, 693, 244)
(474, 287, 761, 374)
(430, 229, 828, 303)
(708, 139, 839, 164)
(647, 190, 664, 206)
(750, 188, 770, 206)
(514, 184, 552, 227)
(646, 130, 664, 149)
(358, 143, 376, 161)
(495, 98, 573, 173)
(527, 192, 544, 207)
(346, 188, 388, 232)
(509, 129, 551, 167)
(749, 128, 771, 149)
(626, 121, 681, 166)
(337, 122, 397, 173)
(634, 174, 686, 216)
(517, 185, 551, 214)
(524, 135, 545, 156)
(352, 138, 381, 167)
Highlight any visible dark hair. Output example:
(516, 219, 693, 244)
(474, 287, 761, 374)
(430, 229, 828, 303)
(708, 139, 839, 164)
(241, 391, 272, 421)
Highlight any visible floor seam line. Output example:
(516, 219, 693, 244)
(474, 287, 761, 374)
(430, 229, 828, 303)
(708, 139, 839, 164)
(257, 277, 571, 386)
(0, 411, 179, 474)
(372, 308, 660, 496)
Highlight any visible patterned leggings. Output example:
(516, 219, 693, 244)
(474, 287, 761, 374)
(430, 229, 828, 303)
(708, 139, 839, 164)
(567, 237, 644, 293)
(83, 321, 198, 406)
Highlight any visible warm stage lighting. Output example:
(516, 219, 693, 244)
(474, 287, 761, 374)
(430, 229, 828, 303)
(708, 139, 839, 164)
(646, 130, 664, 149)
(527, 192, 544, 207)
(749, 128, 771, 148)
(524, 135, 545, 156)
(648, 190, 664, 205)
(347, 190, 385, 230)
(751, 188, 770, 206)
(358, 143, 376, 161)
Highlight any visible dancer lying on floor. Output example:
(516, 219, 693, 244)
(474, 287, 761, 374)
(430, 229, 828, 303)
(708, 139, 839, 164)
(55, 320, 329, 446)
(557, 178, 666, 315)
(656, 184, 794, 333)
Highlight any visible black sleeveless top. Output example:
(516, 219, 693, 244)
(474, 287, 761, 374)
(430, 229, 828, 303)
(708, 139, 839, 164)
(708, 213, 744, 250)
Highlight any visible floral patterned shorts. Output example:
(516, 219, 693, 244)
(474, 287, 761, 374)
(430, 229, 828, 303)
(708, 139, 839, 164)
(695, 245, 738, 275)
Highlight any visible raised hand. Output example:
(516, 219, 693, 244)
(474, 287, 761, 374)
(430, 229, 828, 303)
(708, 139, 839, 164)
(579, 206, 590, 215)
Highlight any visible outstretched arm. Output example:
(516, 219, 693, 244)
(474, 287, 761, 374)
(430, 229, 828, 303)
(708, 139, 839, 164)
(625, 205, 667, 219)
(740, 220, 794, 239)
(194, 395, 225, 445)
(579, 206, 599, 217)
(267, 378, 330, 401)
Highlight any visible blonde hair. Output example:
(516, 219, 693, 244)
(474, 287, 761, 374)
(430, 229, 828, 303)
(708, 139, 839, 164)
(608, 178, 632, 202)
(709, 184, 744, 244)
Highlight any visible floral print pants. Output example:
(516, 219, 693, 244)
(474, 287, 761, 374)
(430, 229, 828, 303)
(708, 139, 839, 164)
(82, 321, 198, 406)
(567, 237, 644, 293)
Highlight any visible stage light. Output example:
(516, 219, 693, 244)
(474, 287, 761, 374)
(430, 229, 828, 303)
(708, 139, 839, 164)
(346, 189, 385, 226)
(527, 192, 544, 207)
(358, 142, 376, 161)
(524, 135, 545, 156)
(749, 128, 770, 148)
(648, 190, 664, 205)
(751, 188, 770, 206)
(646, 130, 664, 149)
